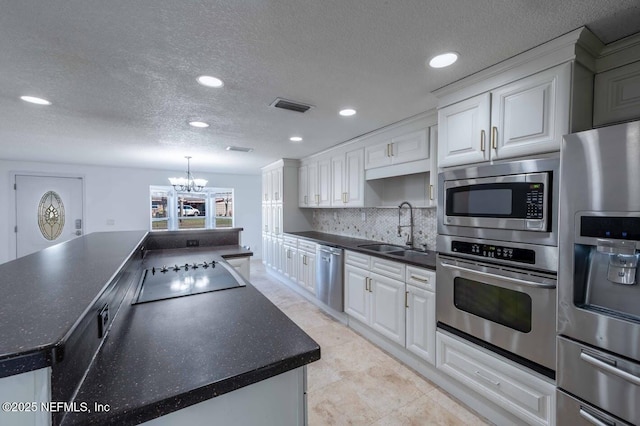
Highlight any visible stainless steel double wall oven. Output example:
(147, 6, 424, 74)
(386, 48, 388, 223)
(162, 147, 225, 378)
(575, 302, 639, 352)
(436, 157, 560, 378)
(557, 121, 640, 426)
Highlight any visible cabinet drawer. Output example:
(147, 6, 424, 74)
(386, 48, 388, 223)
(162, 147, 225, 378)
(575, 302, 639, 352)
(345, 251, 370, 269)
(436, 331, 555, 426)
(298, 239, 316, 253)
(371, 257, 405, 281)
(283, 236, 297, 248)
(406, 265, 435, 291)
(558, 336, 639, 425)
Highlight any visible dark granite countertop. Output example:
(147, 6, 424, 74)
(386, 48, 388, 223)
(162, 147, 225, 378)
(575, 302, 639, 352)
(61, 247, 320, 425)
(0, 231, 148, 374)
(287, 231, 436, 270)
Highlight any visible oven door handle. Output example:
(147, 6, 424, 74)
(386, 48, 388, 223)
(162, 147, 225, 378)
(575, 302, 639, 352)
(439, 261, 556, 289)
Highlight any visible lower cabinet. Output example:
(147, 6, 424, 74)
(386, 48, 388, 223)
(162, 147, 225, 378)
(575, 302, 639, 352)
(297, 248, 316, 294)
(437, 331, 555, 426)
(283, 239, 297, 282)
(344, 252, 406, 346)
(405, 284, 436, 364)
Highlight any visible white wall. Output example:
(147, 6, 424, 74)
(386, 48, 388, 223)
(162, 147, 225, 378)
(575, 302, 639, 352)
(0, 160, 262, 264)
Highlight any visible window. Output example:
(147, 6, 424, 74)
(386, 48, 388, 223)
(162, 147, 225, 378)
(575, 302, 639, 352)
(150, 186, 234, 231)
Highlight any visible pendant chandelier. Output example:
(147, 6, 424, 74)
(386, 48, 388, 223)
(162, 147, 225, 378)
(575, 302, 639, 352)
(168, 156, 207, 192)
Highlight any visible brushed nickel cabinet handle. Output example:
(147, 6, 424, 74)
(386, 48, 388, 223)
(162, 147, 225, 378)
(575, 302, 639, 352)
(480, 130, 486, 152)
(405, 291, 409, 308)
(390, 143, 394, 157)
(429, 185, 434, 201)
(315, 194, 319, 204)
(491, 126, 498, 150)
(410, 275, 429, 283)
(474, 370, 500, 387)
(386, 143, 391, 157)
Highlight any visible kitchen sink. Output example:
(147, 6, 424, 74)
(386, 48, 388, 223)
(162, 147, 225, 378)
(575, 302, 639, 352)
(387, 250, 433, 261)
(357, 244, 407, 253)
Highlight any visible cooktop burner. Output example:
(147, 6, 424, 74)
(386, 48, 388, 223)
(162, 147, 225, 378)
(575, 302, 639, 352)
(133, 260, 245, 304)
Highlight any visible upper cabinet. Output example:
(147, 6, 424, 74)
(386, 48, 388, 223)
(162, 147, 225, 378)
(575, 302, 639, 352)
(364, 129, 428, 169)
(438, 63, 571, 168)
(435, 27, 603, 169)
(299, 157, 331, 208)
(331, 148, 365, 207)
(594, 60, 640, 127)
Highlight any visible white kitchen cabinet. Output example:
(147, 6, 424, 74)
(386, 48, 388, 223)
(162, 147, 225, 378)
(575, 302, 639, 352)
(427, 125, 438, 206)
(330, 148, 364, 207)
(317, 158, 331, 207)
(437, 331, 555, 426)
(405, 284, 435, 364)
(594, 59, 640, 126)
(438, 63, 571, 167)
(364, 129, 429, 170)
(344, 263, 370, 324)
(297, 249, 315, 294)
(261, 233, 269, 266)
(344, 251, 406, 345)
(298, 164, 309, 208)
(297, 239, 316, 294)
(438, 93, 490, 167)
(370, 272, 406, 345)
(283, 243, 297, 282)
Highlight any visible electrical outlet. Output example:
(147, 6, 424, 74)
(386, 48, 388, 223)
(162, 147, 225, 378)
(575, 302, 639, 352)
(186, 239, 200, 247)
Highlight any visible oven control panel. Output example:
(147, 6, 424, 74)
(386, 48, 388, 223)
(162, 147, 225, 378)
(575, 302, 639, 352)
(525, 184, 544, 219)
(451, 241, 535, 264)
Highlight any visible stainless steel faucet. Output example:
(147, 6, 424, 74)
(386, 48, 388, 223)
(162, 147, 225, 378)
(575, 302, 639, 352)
(397, 201, 414, 248)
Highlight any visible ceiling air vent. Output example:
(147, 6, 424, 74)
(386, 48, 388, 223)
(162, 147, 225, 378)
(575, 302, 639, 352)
(270, 98, 314, 113)
(226, 146, 254, 153)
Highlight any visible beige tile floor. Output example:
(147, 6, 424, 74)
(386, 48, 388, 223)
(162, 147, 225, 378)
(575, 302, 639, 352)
(250, 261, 491, 426)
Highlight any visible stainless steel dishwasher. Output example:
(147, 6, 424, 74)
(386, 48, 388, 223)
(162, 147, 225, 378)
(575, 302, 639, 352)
(316, 245, 344, 312)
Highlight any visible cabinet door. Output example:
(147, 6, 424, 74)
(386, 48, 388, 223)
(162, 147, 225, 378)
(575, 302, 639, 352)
(308, 162, 318, 206)
(364, 142, 392, 169)
(370, 272, 406, 345)
(298, 251, 316, 294)
(317, 158, 331, 207)
(271, 204, 282, 236)
(406, 285, 436, 364)
(298, 165, 309, 207)
(262, 171, 271, 203)
(330, 154, 345, 206)
(438, 93, 490, 167)
(271, 168, 283, 202)
(284, 246, 297, 281)
(344, 148, 364, 207)
(491, 63, 570, 160)
(427, 125, 438, 207)
(594, 60, 640, 126)
(262, 206, 270, 234)
(391, 129, 429, 165)
(344, 264, 370, 324)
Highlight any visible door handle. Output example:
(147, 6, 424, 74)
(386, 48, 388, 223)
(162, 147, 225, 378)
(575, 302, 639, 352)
(580, 351, 640, 386)
(578, 408, 615, 426)
(439, 261, 556, 289)
(491, 126, 498, 150)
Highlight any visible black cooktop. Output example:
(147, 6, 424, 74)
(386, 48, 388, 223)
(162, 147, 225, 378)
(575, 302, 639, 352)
(133, 261, 244, 304)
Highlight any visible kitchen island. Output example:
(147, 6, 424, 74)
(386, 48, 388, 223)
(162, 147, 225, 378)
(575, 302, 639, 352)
(0, 231, 320, 426)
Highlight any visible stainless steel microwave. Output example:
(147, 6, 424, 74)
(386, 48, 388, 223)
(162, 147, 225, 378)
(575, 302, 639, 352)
(437, 158, 560, 247)
(444, 172, 549, 231)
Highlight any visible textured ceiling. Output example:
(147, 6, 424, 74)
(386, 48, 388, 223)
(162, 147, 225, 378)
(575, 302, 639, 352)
(1, 0, 640, 175)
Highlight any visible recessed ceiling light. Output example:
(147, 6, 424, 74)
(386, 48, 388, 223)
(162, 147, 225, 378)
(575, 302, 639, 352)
(289, 136, 303, 142)
(189, 121, 209, 128)
(197, 75, 224, 88)
(339, 108, 356, 117)
(20, 96, 51, 105)
(428, 52, 459, 68)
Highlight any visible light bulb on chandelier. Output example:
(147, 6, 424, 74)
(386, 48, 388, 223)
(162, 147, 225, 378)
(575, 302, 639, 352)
(168, 156, 207, 192)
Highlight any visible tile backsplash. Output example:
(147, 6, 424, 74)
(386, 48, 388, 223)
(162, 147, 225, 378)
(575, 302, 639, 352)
(311, 207, 437, 250)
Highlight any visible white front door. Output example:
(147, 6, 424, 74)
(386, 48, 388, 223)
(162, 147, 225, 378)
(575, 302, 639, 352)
(15, 175, 84, 258)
